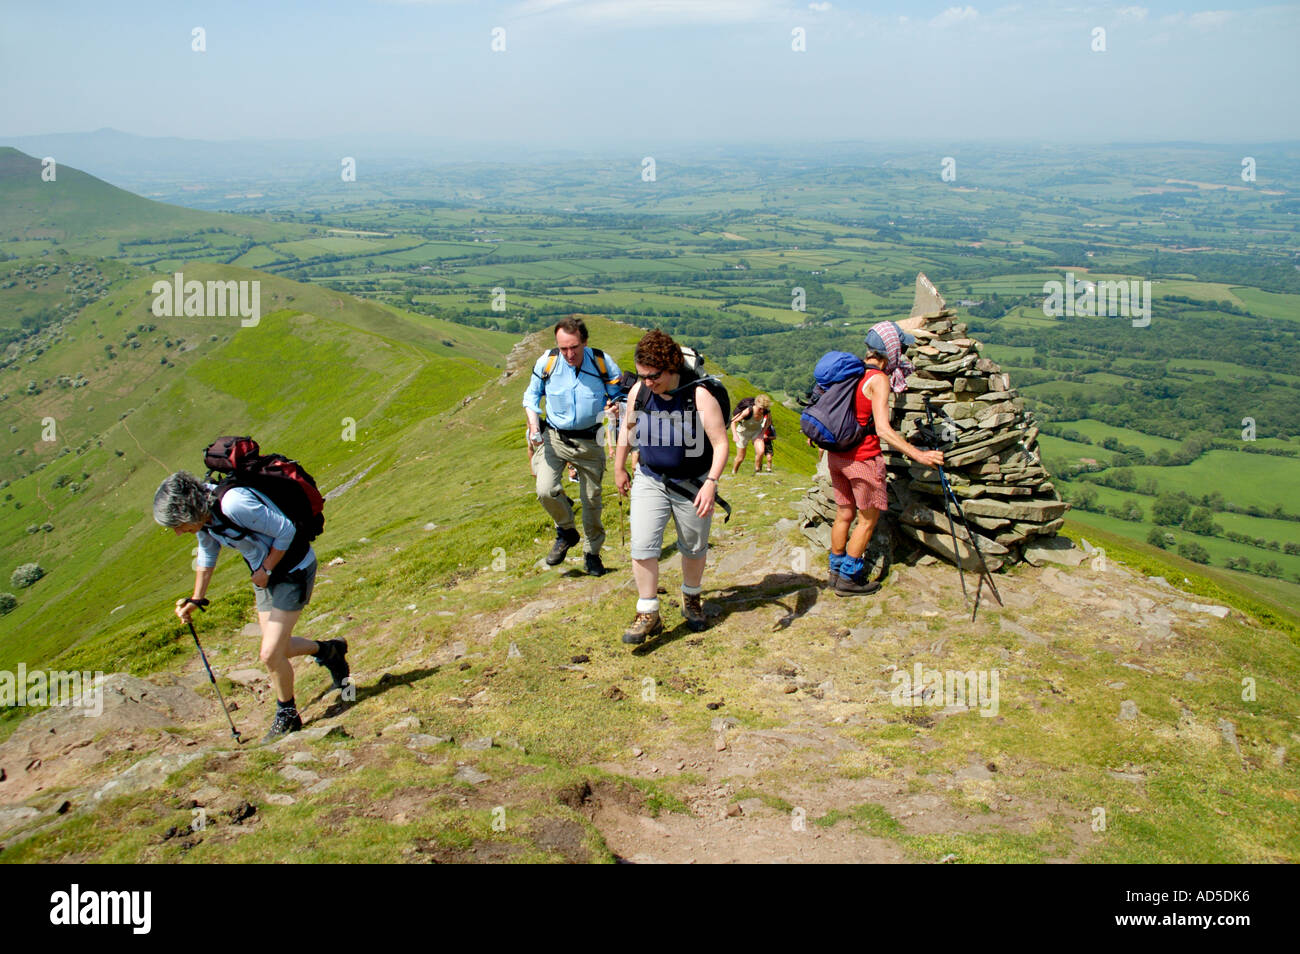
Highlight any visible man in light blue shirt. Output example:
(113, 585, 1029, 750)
(523, 316, 622, 575)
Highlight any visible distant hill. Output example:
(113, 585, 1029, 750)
(0, 146, 307, 262)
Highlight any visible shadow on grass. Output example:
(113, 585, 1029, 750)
(631, 620, 693, 656)
(708, 571, 828, 630)
(630, 571, 829, 654)
(311, 666, 444, 717)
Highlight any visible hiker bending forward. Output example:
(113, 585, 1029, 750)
(523, 317, 623, 576)
(615, 330, 729, 644)
(829, 321, 944, 596)
(153, 472, 349, 741)
(730, 395, 773, 475)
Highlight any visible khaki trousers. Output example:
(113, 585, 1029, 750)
(535, 429, 606, 555)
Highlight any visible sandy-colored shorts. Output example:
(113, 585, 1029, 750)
(734, 420, 764, 447)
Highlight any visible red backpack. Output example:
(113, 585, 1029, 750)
(203, 437, 325, 575)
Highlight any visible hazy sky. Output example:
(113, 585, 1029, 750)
(2, 0, 1296, 146)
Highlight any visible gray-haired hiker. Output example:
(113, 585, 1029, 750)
(154, 471, 348, 741)
(523, 316, 624, 576)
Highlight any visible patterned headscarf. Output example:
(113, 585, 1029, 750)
(865, 321, 915, 393)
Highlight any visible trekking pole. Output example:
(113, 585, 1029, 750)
(922, 395, 968, 604)
(940, 458, 1003, 621)
(921, 396, 1003, 621)
(183, 602, 242, 744)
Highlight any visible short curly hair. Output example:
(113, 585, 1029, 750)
(634, 329, 683, 373)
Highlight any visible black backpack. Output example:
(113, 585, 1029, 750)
(634, 367, 731, 478)
(732, 396, 756, 424)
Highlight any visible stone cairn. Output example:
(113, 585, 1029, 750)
(796, 273, 1068, 576)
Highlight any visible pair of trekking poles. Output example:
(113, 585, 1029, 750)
(921, 394, 1003, 622)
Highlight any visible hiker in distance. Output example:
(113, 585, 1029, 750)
(154, 471, 349, 741)
(524, 317, 624, 576)
(615, 329, 729, 644)
(824, 319, 944, 596)
(761, 416, 776, 471)
(730, 394, 773, 475)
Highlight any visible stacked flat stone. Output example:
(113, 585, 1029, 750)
(796, 273, 1067, 574)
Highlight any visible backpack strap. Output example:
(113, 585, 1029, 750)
(858, 367, 887, 432)
(538, 347, 618, 395)
(537, 349, 560, 382)
(212, 482, 250, 539)
(212, 482, 303, 577)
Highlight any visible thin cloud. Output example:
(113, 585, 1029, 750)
(1189, 10, 1232, 29)
(509, 0, 790, 25)
(930, 6, 979, 29)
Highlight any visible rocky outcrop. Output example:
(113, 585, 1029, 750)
(797, 273, 1068, 573)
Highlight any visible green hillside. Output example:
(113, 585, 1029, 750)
(1, 322, 1294, 865)
(0, 263, 515, 670)
(0, 152, 1296, 865)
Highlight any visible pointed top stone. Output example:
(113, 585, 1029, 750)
(910, 272, 948, 320)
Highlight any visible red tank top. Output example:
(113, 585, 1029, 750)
(847, 367, 885, 461)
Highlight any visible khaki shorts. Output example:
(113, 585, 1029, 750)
(253, 560, 317, 613)
(734, 420, 764, 446)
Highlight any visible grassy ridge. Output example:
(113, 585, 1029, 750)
(0, 302, 803, 690)
(4, 330, 1296, 863)
(0, 264, 514, 674)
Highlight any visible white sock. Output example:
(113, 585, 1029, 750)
(636, 597, 660, 614)
(681, 583, 702, 596)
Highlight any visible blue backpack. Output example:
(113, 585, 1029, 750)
(799, 352, 875, 452)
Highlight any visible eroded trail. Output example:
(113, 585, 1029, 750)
(4, 488, 1283, 863)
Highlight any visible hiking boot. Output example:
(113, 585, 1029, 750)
(313, 638, 350, 690)
(682, 592, 706, 632)
(584, 553, 607, 577)
(826, 570, 841, 589)
(621, 611, 663, 645)
(546, 526, 581, 566)
(263, 706, 302, 741)
(835, 573, 882, 597)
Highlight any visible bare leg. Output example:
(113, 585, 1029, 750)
(257, 609, 317, 703)
(752, 438, 766, 472)
(632, 557, 659, 600)
(731, 443, 746, 475)
(681, 553, 706, 589)
(847, 508, 882, 559)
(831, 504, 856, 554)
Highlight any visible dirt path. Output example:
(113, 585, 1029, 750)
(120, 418, 172, 474)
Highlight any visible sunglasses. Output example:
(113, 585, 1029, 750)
(638, 370, 666, 383)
